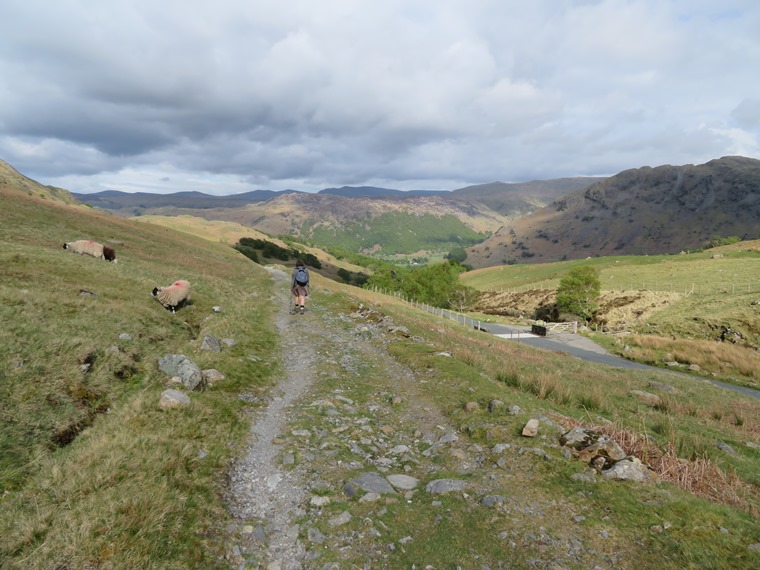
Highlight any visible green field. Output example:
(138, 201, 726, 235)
(305, 211, 487, 255)
(462, 246, 760, 295)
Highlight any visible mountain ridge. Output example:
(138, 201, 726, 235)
(466, 156, 760, 268)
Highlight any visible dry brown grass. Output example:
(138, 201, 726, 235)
(472, 289, 681, 329)
(561, 417, 757, 517)
(595, 291, 681, 329)
(630, 334, 760, 382)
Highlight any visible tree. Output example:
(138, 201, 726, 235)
(446, 247, 467, 263)
(555, 266, 601, 322)
(336, 268, 352, 283)
(364, 261, 472, 309)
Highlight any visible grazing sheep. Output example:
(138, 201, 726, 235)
(152, 280, 191, 313)
(63, 240, 117, 263)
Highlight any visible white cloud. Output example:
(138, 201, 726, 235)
(0, 0, 758, 193)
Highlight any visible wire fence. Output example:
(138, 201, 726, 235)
(368, 286, 578, 337)
(491, 280, 757, 296)
(369, 286, 487, 330)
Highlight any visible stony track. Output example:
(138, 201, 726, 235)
(221, 269, 647, 569)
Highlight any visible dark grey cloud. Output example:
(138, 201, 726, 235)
(1, 0, 758, 194)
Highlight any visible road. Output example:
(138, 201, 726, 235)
(474, 320, 760, 401)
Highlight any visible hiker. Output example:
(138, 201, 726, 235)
(290, 259, 310, 314)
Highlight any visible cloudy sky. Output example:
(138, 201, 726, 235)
(1, 0, 759, 195)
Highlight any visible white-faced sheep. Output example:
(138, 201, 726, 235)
(152, 280, 191, 313)
(63, 240, 117, 263)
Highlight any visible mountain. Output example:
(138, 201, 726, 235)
(67, 178, 604, 257)
(71, 188, 297, 215)
(319, 186, 450, 198)
(72, 179, 594, 221)
(0, 159, 81, 206)
(452, 178, 602, 216)
(149, 192, 507, 255)
(465, 156, 760, 268)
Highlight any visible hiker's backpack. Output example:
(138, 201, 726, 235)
(295, 267, 309, 286)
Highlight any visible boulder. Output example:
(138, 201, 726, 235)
(601, 458, 654, 483)
(648, 381, 679, 394)
(159, 389, 191, 409)
(561, 427, 599, 450)
(349, 472, 396, 495)
(202, 369, 226, 386)
(629, 390, 661, 407)
(200, 334, 222, 352)
(386, 474, 419, 490)
(158, 354, 203, 391)
(425, 479, 466, 494)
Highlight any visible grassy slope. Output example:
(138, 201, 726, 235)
(0, 189, 278, 568)
(305, 211, 488, 255)
(462, 243, 760, 292)
(319, 283, 760, 568)
(461, 243, 760, 389)
(134, 214, 368, 274)
(2, 185, 759, 568)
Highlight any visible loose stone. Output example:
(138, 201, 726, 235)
(425, 479, 466, 494)
(329, 511, 352, 526)
(387, 474, 420, 490)
(522, 419, 540, 437)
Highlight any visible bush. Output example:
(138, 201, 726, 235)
(336, 268, 352, 283)
(555, 266, 601, 322)
(447, 247, 467, 263)
(364, 261, 475, 309)
(704, 235, 742, 249)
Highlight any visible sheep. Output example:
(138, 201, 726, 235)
(63, 240, 117, 263)
(152, 280, 191, 313)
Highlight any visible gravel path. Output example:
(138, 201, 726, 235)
(220, 270, 680, 569)
(225, 268, 315, 568)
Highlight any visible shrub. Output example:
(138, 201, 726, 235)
(555, 266, 601, 322)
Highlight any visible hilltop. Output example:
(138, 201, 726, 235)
(0, 159, 82, 206)
(452, 177, 600, 216)
(1, 177, 760, 568)
(466, 156, 760, 268)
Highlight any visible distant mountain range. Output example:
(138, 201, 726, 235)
(71, 178, 600, 219)
(68, 177, 600, 256)
(5, 155, 759, 265)
(318, 186, 450, 198)
(70, 189, 297, 212)
(465, 156, 760, 268)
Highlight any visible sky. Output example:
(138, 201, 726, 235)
(1, 0, 759, 195)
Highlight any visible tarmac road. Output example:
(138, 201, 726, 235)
(477, 321, 760, 401)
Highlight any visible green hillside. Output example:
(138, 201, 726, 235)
(304, 211, 487, 255)
(462, 246, 760, 293)
(2, 184, 760, 569)
(0, 188, 278, 567)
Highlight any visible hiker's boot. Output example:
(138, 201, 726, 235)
(300, 305, 305, 314)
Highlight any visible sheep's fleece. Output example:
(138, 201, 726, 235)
(63, 240, 117, 262)
(152, 280, 191, 312)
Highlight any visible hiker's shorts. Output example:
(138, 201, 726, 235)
(292, 285, 309, 297)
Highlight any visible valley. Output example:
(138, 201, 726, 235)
(1, 157, 759, 568)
